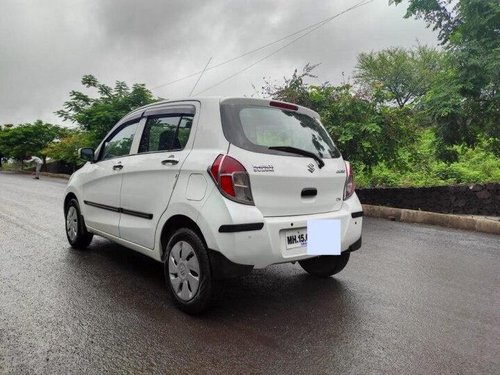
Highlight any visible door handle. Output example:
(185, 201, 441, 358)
(301, 188, 317, 197)
(161, 157, 179, 165)
(113, 164, 123, 170)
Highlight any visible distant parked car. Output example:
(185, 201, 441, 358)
(64, 97, 363, 313)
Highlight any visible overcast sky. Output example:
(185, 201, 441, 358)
(0, 0, 437, 126)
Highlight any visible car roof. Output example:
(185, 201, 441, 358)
(125, 96, 320, 121)
(99, 96, 322, 154)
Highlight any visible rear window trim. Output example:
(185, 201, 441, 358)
(138, 112, 194, 154)
(143, 105, 195, 117)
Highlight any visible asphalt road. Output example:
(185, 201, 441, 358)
(1, 172, 499, 374)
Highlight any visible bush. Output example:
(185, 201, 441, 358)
(356, 130, 500, 187)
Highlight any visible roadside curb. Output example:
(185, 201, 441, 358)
(362, 204, 500, 235)
(0, 170, 71, 180)
(41, 172, 71, 180)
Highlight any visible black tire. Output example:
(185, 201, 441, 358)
(299, 253, 350, 278)
(164, 228, 217, 314)
(65, 198, 93, 249)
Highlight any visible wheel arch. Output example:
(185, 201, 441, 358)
(159, 215, 208, 262)
(64, 192, 78, 213)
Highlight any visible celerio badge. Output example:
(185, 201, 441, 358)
(253, 164, 274, 172)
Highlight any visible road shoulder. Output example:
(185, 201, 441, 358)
(363, 204, 500, 235)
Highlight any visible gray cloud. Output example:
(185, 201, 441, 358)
(0, 0, 437, 126)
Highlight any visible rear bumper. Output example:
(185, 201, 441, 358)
(199, 191, 363, 268)
(345, 236, 362, 252)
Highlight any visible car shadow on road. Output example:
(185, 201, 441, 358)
(66, 237, 360, 324)
(62, 237, 364, 369)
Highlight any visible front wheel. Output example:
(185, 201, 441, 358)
(65, 198, 93, 249)
(164, 228, 217, 314)
(299, 253, 350, 278)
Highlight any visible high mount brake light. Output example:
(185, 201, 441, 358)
(269, 101, 298, 111)
(209, 155, 254, 205)
(343, 161, 355, 200)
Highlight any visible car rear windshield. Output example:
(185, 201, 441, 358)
(220, 103, 341, 158)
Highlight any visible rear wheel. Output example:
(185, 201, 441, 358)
(65, 198, 93, 249)
(299, 253, 350, 278)
(164, 228, 217, 314)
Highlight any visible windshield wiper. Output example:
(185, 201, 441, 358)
(268, 146, 325, 169)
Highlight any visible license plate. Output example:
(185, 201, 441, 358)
(307, 219, 341, 255)
(285, 220, 341, 254)
(285, 228, 308, 250)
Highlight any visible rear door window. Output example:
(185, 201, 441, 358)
(138, 114, 193, 153)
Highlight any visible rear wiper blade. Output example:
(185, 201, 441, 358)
(268, 146, 325, 169)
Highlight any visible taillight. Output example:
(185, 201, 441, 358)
(209, 155, 254, 205)
(343, 161, 355, 200)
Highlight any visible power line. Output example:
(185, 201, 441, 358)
(194, 0, 372, 96)
(151, 0, 372, 91)
(189, 57, 212, 96)
(151, 20, 332, 90)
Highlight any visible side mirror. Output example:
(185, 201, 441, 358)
(79, 148, 95, 162)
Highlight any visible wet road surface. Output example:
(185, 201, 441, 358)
(1, 172, 499, 374)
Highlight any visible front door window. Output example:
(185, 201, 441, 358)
(101, 122, 139, 161)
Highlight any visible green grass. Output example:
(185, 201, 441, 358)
(355, 130, 500, 188)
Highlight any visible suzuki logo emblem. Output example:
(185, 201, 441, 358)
(307, 163, 315, 173)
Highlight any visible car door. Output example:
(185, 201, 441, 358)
(118, 104, 197, 249)
(81, 120, 140, 237)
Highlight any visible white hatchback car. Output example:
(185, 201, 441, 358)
(64, 97, 363, 313)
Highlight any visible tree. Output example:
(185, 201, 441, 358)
(0, 121, 65, 166)
(0, 124, 13, 168)
(261, 66, 415, 171)
(390, 0, 459, 42)
(43, 131, 93, 172)
(56, 75, 157, 142)
(261, 63, 320, 109)
(354, 46, 443, 108)
(391, 0, 500, 153)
